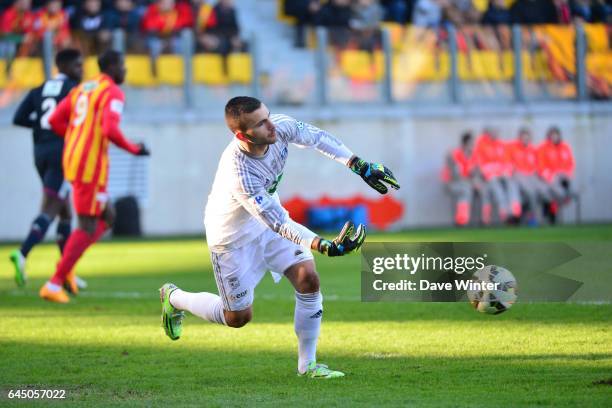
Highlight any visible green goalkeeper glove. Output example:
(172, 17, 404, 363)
(349, 156, 400, 194)
(316, 221, 366, 257)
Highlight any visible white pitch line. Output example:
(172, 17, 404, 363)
(3, 290, 358, 301)
(3, 290, 609, 304)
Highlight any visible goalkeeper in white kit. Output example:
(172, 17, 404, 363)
(159, 96, 400, 379)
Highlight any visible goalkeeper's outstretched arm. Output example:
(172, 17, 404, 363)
(276, 114, 401, 194)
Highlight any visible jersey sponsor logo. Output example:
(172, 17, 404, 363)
(254, 196, 263, 205)
(296, 121, 304, 130)
(83, 81, 98, 92)
(230, 289, 248, 301)
(42, 80, 62, 97)
(228, 277, 240, 290)
(110, 99, 124, 115)
(267, 173, 283, 194)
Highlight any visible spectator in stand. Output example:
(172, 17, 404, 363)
(411, 0, 443, 28)
(0, 0, 35, 57)
(473, 127, 520, 224)
(381, 0, 414, 24)
(315, 0, 352, 47)
(571, 0, 608, 22)
(1, 0, 34, 36)
(284, 0, 322, 48)
(71, 0, 112, 54)
(195, 0, 245, 55)
(481, 0, 512, 26)
(1, 1, 34, 35)
(349, 0, 384, 51)
(31, 0, 71, 49)
(480, 0, 512, 50)
(510, 0, 558, 24)
(105, 0, 142, 33)
(507, 127, 552, 225)
(444, 0, 482, 26)
(441, 131, 478, 226)
(142, 0, 194, 59)
(537, 126, 576, 223)
(553, 0, 572, 24)
(105, 0, 145, 52)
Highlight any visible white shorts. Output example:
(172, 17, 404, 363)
(210, 229, 314, 311)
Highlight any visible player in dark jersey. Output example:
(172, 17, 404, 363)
(9, 48, 83, 289)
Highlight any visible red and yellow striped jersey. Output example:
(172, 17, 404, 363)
(50, 73, 140, 186)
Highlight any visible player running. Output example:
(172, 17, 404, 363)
(38, 50, 150, 303)
(160, 96, 400, 379)
(9, 49, 84, 289)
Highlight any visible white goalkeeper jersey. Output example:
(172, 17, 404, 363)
(204, 114, 353, 253)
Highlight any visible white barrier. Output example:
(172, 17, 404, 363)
(1, 113, 611, 240)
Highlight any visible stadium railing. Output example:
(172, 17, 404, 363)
(0, 23, 609, 109)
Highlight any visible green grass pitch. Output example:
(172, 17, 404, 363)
(1, 225, 611, 407)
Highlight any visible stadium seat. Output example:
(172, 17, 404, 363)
(479, 51, 504, 81)
(538, 25, 575, 76)
(533, 51, 553, 81)
(340, 50, 379, 82)
(227, 53, 252, 84)
(125, 55, 157, 87)
(0, 59, 6, 88)
(373, 51, 385, 81)
(156, 55, 184, 86)
(457, 53, 475, 81)
(587, 52, 612, 84)
(584, 24, 609, 53)
(436, 51, 450, 81)
(84, 56, 99, 80)
(501, 51, 514, 80)
(412, 51, 436, 81)
(470, 51, 488, 80)
(193, 54, 228, 85)
(9, 57, 45, 89)
(391, 52, 412, 83)
(521, 51, 536, 81)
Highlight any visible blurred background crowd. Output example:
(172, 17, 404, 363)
(285, 0, 611, 48)
(0, 0, 245, 58)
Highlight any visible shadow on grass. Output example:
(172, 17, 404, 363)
(0, 339, 610, 407)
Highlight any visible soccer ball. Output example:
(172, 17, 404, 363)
(467, 265, 517, 315)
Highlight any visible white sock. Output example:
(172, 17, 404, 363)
(294, 291, 323, 374)
(169, 289, 226, 325)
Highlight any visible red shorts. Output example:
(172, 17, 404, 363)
(72, 182, 108, 217)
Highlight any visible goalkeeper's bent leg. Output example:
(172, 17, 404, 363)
(170, 289, 227, 325)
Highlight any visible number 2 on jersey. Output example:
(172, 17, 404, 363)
(40, 98, 57, 130)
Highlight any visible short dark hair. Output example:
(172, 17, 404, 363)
(518, 126, 531, 136)
(98, 50, 123, 73)
(55, 48, 81, 69)
(461, 131, 472, 145)
(225, 96, 262, 131)
(547, 126, 561, 136)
